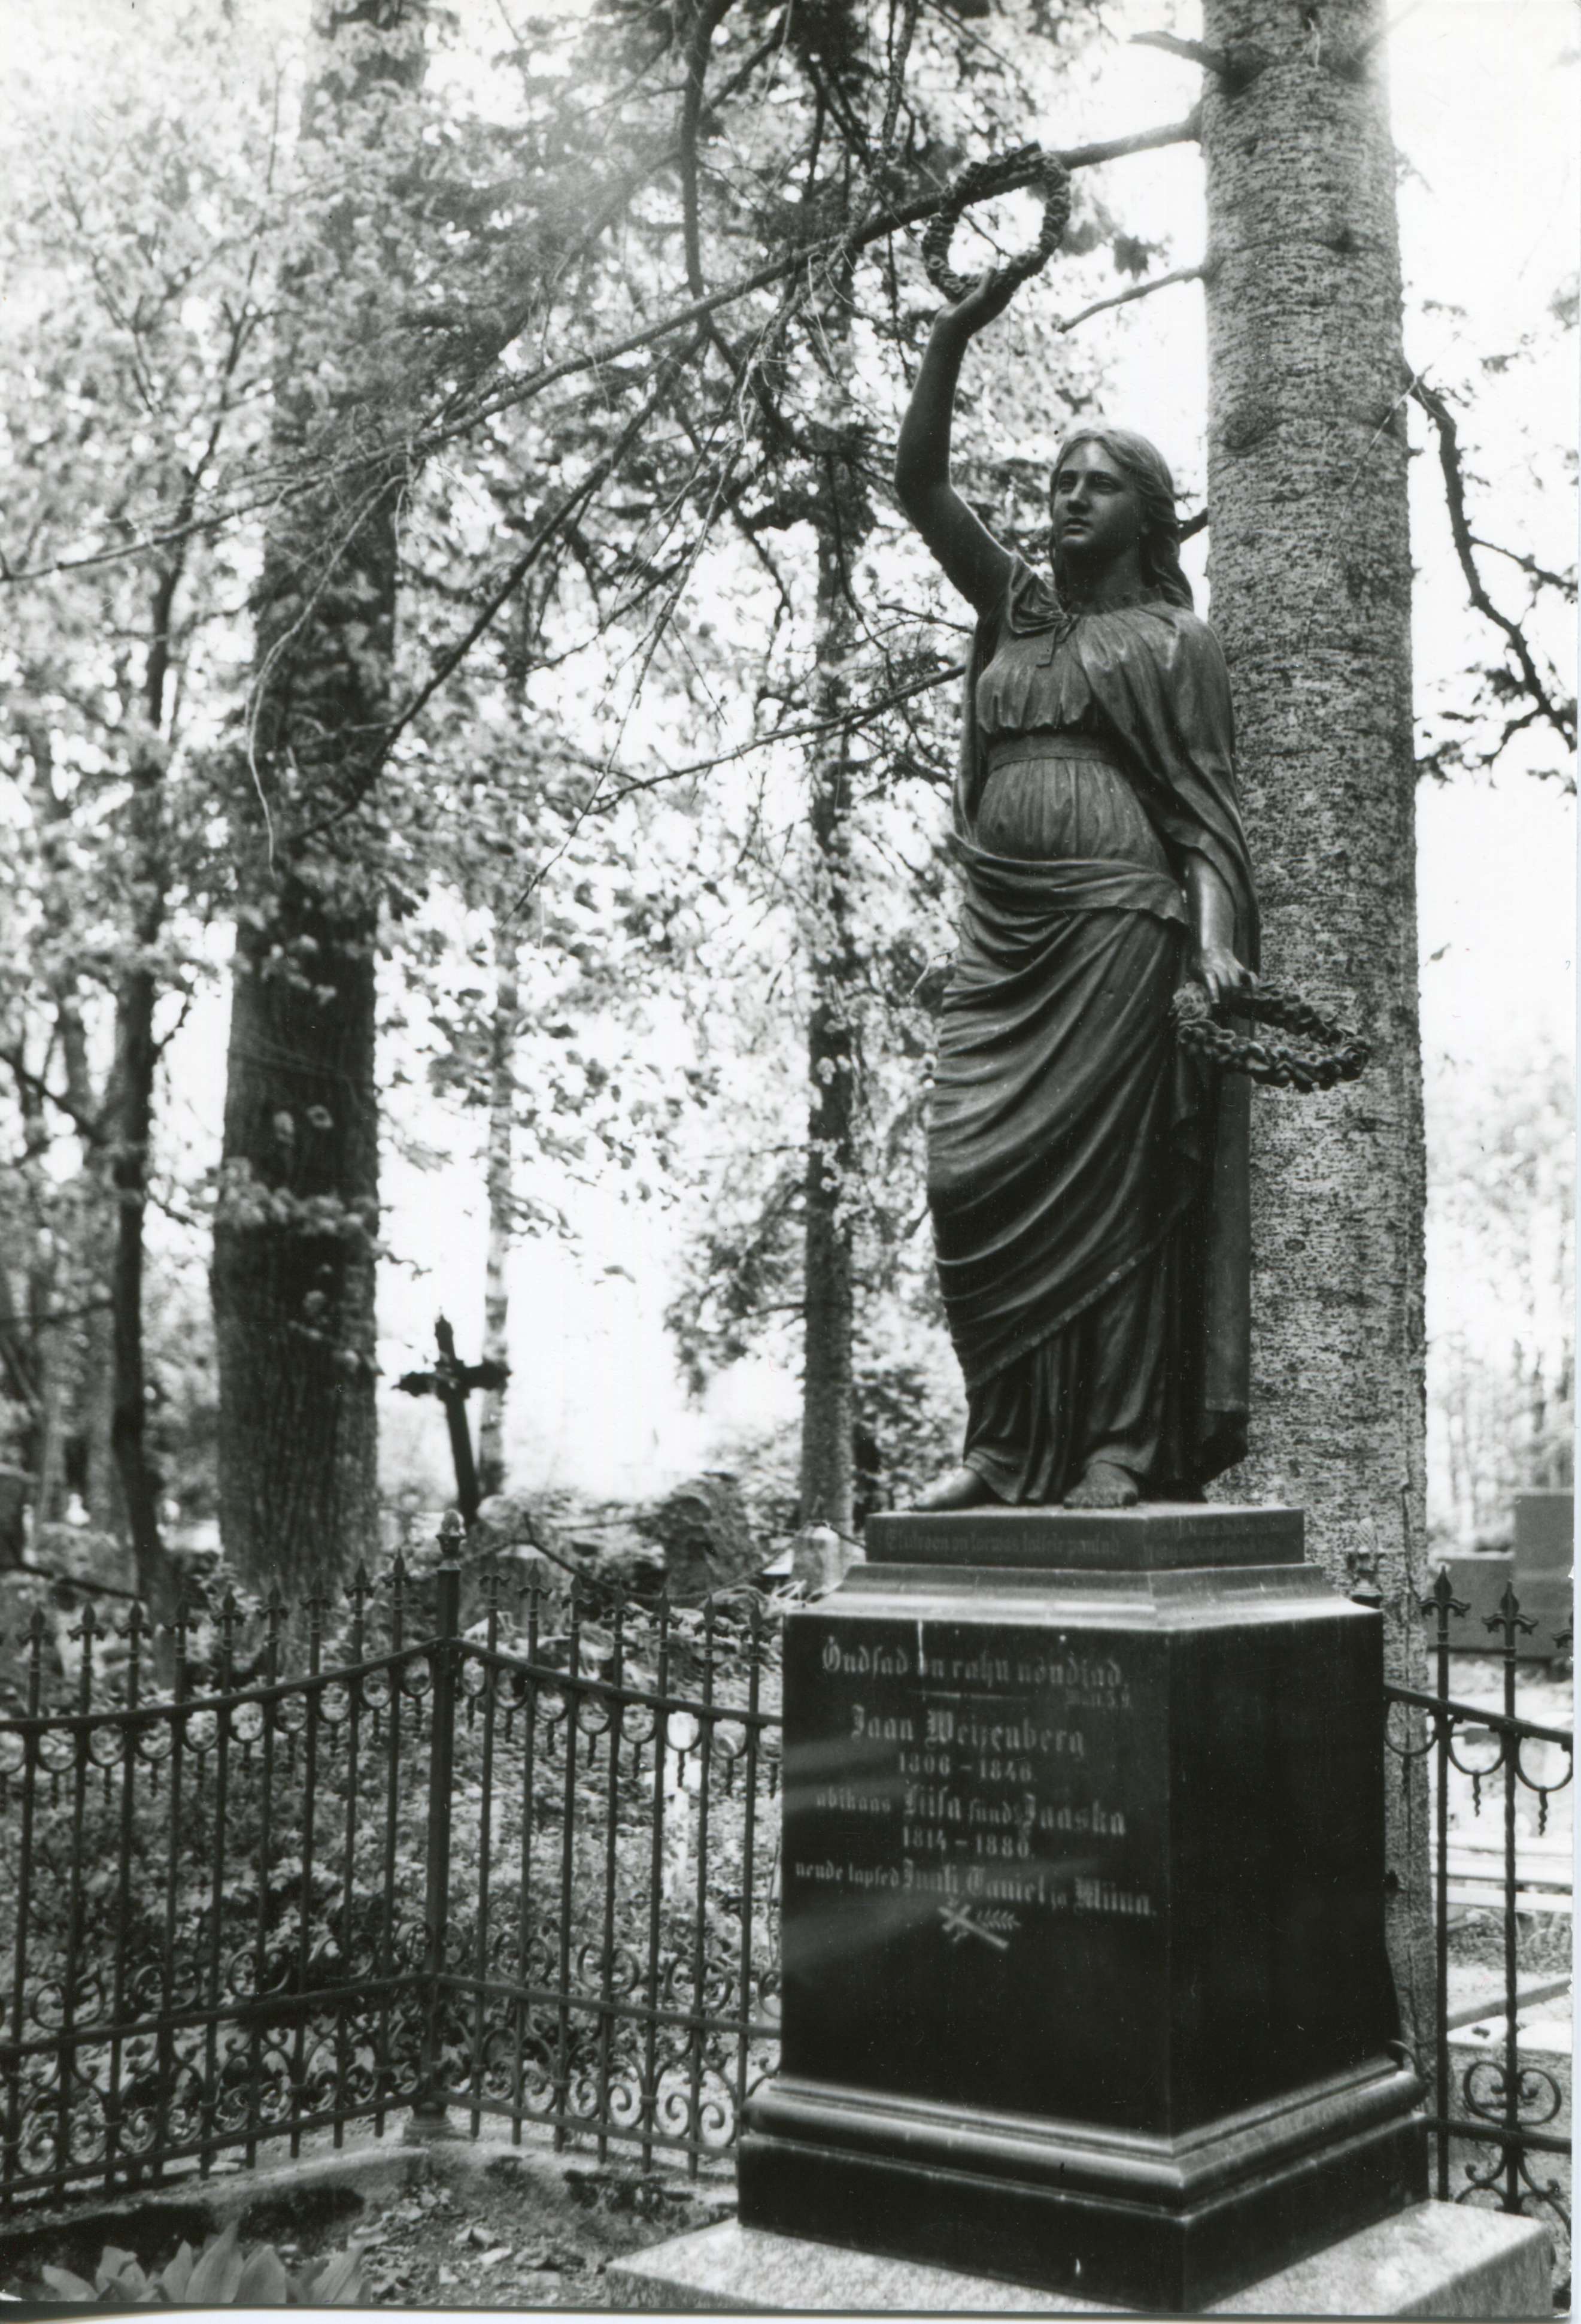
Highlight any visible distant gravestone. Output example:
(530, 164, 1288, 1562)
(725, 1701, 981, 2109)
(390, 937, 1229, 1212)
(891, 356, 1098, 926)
(645, 1473, 758, 1604)
(471, 1492, 542, 1556)
(1514, 1489, 1572, 1574)
(1430, 1490, 1573, 1660)
(465, 1493, 571, 1620)
(791, 1522, 860, 1596)
(33, 1520, 130, 1592)
(1430, 1549, 1516, 1649)
(1512, 1489, 1573, 1659)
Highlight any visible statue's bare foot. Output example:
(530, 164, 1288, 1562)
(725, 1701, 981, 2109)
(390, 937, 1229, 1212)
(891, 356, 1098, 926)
(913, 1465, 996, 1513)
(1063, 1461, 1139, 1510)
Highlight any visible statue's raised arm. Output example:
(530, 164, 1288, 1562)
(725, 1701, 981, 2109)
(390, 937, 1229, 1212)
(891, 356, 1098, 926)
(893, 273, 1021, 617)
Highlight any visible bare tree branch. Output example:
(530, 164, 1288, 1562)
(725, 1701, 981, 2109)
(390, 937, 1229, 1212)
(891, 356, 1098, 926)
(1410, 370, 1577, 753)
(1056, 261, 1206, 337)
(1469, 535, 1577, 601)
(1130, 29, 1267, 90)
(0, 1045, 105, 1146)
(588, 657, 964, 809)
(679, 0, 738, 299)
(1130, 31, 1233, 73)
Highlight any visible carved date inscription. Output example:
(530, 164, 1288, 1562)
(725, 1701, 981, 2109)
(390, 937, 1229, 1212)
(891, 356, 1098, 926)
(788, 1620, 1157, 1944)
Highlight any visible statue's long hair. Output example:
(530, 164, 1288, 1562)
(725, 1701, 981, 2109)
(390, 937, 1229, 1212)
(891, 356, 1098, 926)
(1049, 425, 1194, 610)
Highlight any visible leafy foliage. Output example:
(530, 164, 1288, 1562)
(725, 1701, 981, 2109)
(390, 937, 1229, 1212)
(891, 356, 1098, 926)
(31, 2221, 365, 2306)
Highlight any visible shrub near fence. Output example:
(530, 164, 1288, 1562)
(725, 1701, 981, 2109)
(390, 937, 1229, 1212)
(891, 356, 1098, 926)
(0, 1556, 781, 2210)
(1, 1571, 434, 2205)
(0, 1553, 1568, 2283)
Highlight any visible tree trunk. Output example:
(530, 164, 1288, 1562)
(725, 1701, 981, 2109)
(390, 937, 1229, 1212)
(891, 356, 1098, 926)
(477, 899, 519, 1499)
(32, 1298, 69, 1530)
(102, 528, 191, 1627)
(799, 426, 873, 1539)
(17, 731, 94, 1538)
(50, 974, 119, 1550)
(215, 877, 381, 1596)
(80, 1293, 121, 1537)
(1199, 0, 1429, 2035)
(108, 813, 180, 1627)
(211, 0, 424, 1598)
(22, 1066, 68, 1532)
(0, 1245, 39, 1456)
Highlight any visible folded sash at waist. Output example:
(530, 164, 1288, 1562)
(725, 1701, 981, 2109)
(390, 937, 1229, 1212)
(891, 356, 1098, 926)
(985, 731, 1124, 774)
(957, 841, 1187, 926)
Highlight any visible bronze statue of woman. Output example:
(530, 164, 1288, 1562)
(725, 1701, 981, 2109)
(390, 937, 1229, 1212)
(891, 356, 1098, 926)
(895, 272, 1260, 1512)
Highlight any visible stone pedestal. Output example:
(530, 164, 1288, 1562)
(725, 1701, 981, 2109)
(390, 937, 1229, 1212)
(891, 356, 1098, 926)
(737, 1507, 1425, 2311)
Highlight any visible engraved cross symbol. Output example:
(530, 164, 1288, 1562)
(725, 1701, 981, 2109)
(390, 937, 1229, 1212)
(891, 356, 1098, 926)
(939, 1902, 1010, 1952)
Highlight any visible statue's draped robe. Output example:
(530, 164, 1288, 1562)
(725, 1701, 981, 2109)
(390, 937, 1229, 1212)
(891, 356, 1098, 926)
(928, 557, 1258, 1502)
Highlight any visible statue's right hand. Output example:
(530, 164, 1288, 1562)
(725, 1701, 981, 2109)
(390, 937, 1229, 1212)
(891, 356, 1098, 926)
(937, 268, 1021, 338)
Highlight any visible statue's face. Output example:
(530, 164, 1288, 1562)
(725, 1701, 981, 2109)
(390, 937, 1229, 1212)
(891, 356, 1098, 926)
(1050, 442, 1143, 569)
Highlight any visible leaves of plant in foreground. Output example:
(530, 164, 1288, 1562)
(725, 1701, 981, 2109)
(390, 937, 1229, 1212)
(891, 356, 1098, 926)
(95, 2250, 153, 2301)
(94, 2248, 140, 2290)
(305, 2245, 365, 2306)
(184, 2223, 244, 2306)
(40, 2265, 97, 2300)
(235, 2245, 290, 2305)
(159, 2241, 198, 2301)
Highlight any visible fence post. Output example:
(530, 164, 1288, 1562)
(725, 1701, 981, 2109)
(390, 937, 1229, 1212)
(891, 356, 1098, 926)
(1426, 1564, 1465, 2202)
(407, 1517, 463, 2141)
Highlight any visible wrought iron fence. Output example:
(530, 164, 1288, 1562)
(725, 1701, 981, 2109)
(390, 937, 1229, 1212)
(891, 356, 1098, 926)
(1, 1549, 1569, 2268)
(421, 1562, 780, 2170)
(0, 1554, 780, 2211)
(1384, 1571, 1573, 2280)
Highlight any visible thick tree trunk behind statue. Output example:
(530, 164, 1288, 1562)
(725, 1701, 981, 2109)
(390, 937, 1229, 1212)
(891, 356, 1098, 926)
(212, 0, 423, 1597)
(215, 875, 381, 1595)
(1200, 0, 1429, 2033)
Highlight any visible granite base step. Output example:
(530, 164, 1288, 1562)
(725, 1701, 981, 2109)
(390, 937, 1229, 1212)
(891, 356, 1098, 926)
(608, 2200, 1552, 2318)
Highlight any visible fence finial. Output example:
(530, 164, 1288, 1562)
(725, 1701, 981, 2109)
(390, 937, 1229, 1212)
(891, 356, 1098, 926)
(1343, 1546, 1383, 1610)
